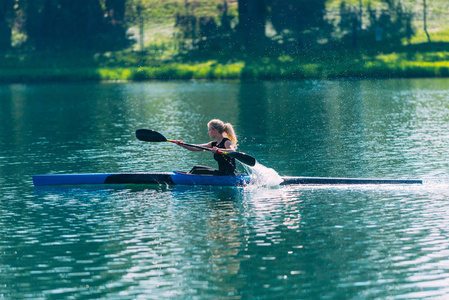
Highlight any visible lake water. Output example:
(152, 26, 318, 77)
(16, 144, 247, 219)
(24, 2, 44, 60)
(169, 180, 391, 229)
(1, 79, 449, 298)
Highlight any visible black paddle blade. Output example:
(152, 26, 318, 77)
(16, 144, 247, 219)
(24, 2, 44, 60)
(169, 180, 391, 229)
(135, 129, 167, 142)
(227, 151, 256, 167)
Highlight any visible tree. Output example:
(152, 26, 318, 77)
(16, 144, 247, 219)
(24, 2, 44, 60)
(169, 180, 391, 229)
(174, 0, 237, 53)
(365, 0, 414, 48)
(423, 0, 431, 43)
(236, 0, 267, 49)
(104, 0, 130, 49)
(269, 0, 327, 48)
(21, 0, 130, 51)
(235, 0, 329, 51)
(0, 0, 14, 51)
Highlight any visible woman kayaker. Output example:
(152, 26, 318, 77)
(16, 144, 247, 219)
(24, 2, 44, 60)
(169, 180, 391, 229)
(174, 119, 238, 175)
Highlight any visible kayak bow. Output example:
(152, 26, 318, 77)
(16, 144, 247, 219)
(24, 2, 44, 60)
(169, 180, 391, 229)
(32, 172, 422, 187)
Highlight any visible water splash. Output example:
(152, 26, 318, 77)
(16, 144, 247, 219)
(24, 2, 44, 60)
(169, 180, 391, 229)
(244, 162, 284, 187)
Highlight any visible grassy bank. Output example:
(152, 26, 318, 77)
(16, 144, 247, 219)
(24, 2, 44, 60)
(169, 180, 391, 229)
(0, 61, 245, 83)
(2, 50, 449, 83)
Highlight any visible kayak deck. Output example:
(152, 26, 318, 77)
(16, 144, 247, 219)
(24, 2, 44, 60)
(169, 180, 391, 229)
(280, 176, 422, 185)
(33, 172, 423, 186)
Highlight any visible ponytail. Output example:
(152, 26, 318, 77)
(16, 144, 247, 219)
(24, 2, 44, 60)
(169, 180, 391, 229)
(208, 119, 238, 147)
(223, 123, 237, 147)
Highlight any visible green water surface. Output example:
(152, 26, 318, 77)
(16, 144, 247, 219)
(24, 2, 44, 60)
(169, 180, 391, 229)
(1, 79, 449, 298)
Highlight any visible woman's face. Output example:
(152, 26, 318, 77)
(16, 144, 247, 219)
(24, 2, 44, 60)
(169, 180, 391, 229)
(207, 126, 218, 139)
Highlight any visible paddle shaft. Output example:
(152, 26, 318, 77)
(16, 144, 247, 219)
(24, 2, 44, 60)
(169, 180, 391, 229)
(167, 139, 231, 155)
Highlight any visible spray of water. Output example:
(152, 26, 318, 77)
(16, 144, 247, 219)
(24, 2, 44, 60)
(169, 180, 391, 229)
(243, 162, 284, 187)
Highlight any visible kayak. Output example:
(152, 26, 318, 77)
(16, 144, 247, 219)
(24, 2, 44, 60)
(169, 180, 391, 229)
(32, 171, 250, 186)
(32, 171, 422, 186)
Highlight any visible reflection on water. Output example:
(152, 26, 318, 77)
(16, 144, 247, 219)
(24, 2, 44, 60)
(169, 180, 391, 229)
(22, 183, 449, 298)
(2, 79, 449, 298)
(3, 182, 449, 298)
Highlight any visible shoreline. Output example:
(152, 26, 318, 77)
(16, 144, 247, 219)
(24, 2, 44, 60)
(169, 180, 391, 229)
(2, 60, 449, 83)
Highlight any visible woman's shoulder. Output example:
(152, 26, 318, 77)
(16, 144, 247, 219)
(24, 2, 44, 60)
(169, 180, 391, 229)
(223, 138, 236, 149)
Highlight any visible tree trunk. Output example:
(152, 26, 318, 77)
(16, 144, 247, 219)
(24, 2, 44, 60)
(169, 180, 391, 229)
(237, 0, 266, 49)
(423, 0, 431, 43)
(0, 19, 11, 51)
(0, 0, 13, 51)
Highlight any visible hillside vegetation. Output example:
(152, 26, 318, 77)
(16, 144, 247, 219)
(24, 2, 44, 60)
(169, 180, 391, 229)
(3, 0, 449, 82)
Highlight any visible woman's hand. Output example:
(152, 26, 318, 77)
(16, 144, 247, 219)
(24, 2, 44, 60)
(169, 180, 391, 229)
(212, 147, 219, 153)
(173, 140, 184, 146)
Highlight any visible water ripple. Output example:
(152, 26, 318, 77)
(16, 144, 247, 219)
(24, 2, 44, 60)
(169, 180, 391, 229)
(3, 80, 449, 298)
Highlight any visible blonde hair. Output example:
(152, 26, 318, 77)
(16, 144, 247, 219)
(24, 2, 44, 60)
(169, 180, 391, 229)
(208, 119, 238, 147)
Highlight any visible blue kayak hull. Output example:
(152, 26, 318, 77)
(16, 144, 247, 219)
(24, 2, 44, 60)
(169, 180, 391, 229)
(33, 173, 113, 186)
(171, 171, 250, 186)
(33, 172, 422, 186)
(33, 172, 250, 187)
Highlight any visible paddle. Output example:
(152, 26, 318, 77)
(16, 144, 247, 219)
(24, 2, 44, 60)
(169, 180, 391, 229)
(135, 129, 256, 167)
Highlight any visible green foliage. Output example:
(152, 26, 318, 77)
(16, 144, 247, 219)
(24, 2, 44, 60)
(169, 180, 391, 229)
(7, 48, 449, 83)
(4, 1, 449, 82)
(3, 0, 449, 55)
(125, 0, 238, 25)
(9, 0, 131, 51)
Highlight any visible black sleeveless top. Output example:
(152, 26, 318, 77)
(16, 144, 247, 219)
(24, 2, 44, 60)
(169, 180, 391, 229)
(211, 138, 236, 175)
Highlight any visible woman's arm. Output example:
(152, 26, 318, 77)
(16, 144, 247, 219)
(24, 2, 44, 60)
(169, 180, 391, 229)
(174, 140, 212, 152)
(212, 140, 235, 153)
